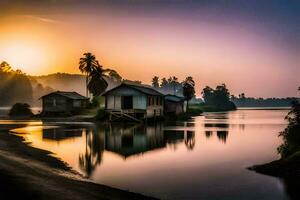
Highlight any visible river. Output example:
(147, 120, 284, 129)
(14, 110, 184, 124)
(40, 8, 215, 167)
(2, 109, 291, 200)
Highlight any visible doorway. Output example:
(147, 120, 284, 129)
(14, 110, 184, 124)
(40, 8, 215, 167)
(122, 96, 133, 109)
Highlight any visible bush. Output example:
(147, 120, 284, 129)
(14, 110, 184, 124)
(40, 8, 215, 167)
(91, 96, 100, 107)
(95, 109, 109, 120)
(9, 103, 33, 117)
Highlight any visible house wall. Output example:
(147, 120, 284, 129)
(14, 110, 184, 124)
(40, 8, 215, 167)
(42, 94, 69, 112)
(42, 94, 86, 113)
(164, 100, 184, 115)
(146, 96, 164, 117)
(105, 87, 147, 110)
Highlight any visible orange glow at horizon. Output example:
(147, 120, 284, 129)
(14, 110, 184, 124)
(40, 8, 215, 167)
(0, 13, 299, 97)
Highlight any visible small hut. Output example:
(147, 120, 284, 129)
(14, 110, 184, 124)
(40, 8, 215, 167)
(164, 94, 187, 115)
(40, 91, 89, 115)
(102, 83, 164, 120)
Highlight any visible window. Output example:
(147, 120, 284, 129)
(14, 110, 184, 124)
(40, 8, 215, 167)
(156, 97, 159, 105)
(53, 98, 56, 107)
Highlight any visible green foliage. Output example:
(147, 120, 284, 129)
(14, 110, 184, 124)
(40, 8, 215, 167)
(91, 96, 100, 107)
(201, 84, 236, 111)
(79, 52, 123, 97)
(151, 76, 183, 95)
(79, 52, 108, 96)
(95, 109, 109, 120)
(87, 65, 108, 96)
(183, 76, 195, 101)
(152, 76, 159, 88)
(9, 103, 33, 117)
(278, 100, 300, 158)
(0, 61, 33, 106)
(231, 93, 298, 107)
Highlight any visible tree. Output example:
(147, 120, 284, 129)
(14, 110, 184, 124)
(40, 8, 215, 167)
(201, 84, 236, 111)
(152, 76, 159, 88)
(107, 69, 122, 82)
(79, 53, 99, 97)
(9, 103, 33, 117)
(171, 76, 179, 95)
(0, 61, 12, 73)
(160, 78, 168, 88)
(183, 76, 195, 111)
(214, 84, 230, 107)
(87, 65, 108, 96)
(278, 87, 300, 158)
(202, 86, 214, 104)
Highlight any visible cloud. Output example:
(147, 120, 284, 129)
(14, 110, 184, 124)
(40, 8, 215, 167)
(21, 15, 61, 24)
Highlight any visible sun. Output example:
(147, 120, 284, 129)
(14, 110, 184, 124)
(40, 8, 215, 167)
(0, 41, 45, 75)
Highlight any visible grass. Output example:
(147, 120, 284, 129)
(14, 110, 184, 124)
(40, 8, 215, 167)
(189, 103, 236, 112)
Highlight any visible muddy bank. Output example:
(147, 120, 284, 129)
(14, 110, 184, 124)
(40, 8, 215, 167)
(249, 152, 300, 200)
(0, 130, 158, 200)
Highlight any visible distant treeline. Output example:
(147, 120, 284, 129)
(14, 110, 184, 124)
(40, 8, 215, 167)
(0, 62, 54, 106)
(231, 94, 298, 107)
(0, 62, 33, 106)
(0, 61, 123, 106)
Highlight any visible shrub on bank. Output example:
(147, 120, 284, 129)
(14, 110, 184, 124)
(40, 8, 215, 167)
(95, 109, 109, 120)
(9, 103, 33, 117)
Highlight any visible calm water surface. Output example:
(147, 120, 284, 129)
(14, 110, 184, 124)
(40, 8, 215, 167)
(3, 110, 291, 200)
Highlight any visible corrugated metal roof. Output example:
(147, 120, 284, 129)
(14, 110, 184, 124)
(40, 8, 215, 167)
(165, 95, 185, 102)
(40, 91, 88, 100)
(102, 82, 163, 96)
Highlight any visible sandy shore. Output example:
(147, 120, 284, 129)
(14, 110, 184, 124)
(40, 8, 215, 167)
(0, 129, 158, 200)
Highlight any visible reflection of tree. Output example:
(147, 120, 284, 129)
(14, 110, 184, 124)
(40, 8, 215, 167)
(79, 128, 105, 177)
(205, 131, 213, 138)
(185, 131, 195, 150)
(217, 131, 228, 143)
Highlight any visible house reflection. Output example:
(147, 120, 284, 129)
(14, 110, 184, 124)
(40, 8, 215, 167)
(42, 127, 83, 141)
(41, 123, 195, 177)
(217, 131, 229, 143)
(79, 123, 195, 176)
(105, 123, 195, 158)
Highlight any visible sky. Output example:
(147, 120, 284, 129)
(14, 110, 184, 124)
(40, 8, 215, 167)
(0, 0, 299, 97)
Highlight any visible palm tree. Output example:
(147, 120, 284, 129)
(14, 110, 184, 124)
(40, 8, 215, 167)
(79, 53, 99, 97)
(87, 65, 108, 96)
(172, 76, 178, 95)
(152, 76, 159, 88)
(183, 76, 195, 111)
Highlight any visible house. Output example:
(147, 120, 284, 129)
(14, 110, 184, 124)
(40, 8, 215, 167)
(164, 94, 187, 115)
(102, 82, 164, 120)
(40, 91, 89, 115)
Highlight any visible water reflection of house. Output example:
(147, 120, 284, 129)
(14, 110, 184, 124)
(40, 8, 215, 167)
(105, 124, 165, 157)
(43, 128, 83, 140)
(105, 124, 195, 158)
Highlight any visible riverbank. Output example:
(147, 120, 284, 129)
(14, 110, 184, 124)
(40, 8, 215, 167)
(0, 129, 158, 200)
(249, 152, 300, 200)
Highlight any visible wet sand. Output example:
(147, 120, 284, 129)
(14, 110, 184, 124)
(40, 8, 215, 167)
(0, 130, 158, 200)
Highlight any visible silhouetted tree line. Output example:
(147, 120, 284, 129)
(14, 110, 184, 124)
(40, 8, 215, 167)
(0, 62, 33, 106)
(231, 93, 298, 107)
(278, 87, 300, 158)
(151, 76, 184, 96)
(0, 61, 56, 106)
(151, 76, 196, 109)
(201, 84, 236, 111)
